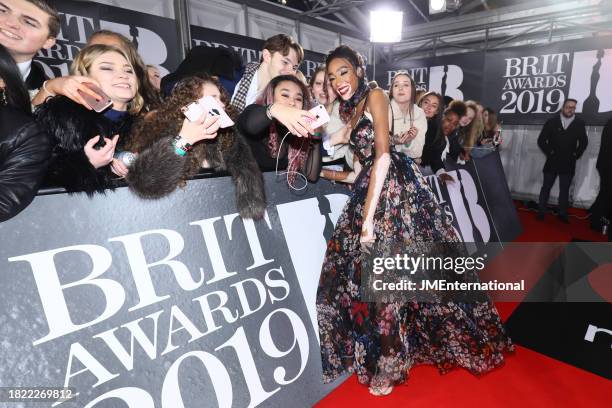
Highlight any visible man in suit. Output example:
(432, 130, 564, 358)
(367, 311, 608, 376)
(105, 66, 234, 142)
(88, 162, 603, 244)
(537, 98, 588, 223)
(0, 0, 59, 92)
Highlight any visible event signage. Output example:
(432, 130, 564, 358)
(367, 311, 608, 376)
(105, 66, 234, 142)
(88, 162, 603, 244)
(375, 51, 485, 102)
(190, 26, 326, 79)
(0, 155, 519, 407)
(35, 0, 180, 78)
(482, 36, 612, 125)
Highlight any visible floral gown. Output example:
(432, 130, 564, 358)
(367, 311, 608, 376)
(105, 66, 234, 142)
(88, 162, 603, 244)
(316, 110, 514, 387)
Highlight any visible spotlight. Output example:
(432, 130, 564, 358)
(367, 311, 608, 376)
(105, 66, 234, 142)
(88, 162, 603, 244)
(370, 10, 403, 43)
(429, 0, 446, 13)
(429, 0, 462, 14)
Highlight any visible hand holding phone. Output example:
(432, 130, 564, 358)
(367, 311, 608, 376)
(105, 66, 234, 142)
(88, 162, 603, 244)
(305, 104, 330, 131)
(77, 83, 113, 112)
(181, 96, 234, 128)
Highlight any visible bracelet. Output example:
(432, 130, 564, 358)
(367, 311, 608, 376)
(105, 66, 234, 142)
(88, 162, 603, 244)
(265, 104, 274, 120)
(173, 135, 192, 151)
(42, 80, 56, 96)
(174, 146, 187, 156)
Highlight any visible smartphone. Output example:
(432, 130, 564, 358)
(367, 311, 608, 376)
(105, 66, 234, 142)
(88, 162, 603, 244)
(198, 95, 234, 128)
(306, 104, 330, 129)
(181, 101, 205, 122)
(78, 83, 112, 112)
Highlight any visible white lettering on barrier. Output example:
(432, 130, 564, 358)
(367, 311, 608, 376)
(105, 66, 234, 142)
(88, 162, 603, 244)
(9, 245, 124, 346)
(109, 229, 205, 312)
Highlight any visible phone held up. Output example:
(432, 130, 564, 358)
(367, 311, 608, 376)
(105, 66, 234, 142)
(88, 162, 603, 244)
(181, 96, 234, 128)
(305, 104, 330, 138)
(77, 82, 113, 113)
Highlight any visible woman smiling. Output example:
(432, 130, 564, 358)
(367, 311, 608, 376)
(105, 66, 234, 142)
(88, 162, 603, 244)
(35, 44, 143, 195)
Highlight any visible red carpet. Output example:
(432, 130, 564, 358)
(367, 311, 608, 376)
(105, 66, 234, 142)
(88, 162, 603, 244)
(315, 202, 610, 407)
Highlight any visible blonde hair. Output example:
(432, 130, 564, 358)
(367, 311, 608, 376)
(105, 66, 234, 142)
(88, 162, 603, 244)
(71, 44, 144, 115)
(463, 101, 484, 150)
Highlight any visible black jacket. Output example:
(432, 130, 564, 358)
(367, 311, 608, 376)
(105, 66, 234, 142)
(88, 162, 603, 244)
(537, 115, 588, 175)
(236, 104, 321, 181)
(237, 104, 289, 172)
(35, 96, 134, 195)
(420, 117, 445, 173)
(0, 106, 51, 222)
(25, 60, 48, 91)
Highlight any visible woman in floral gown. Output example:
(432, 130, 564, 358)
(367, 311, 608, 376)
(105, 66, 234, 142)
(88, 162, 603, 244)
(316, 45, 514, 396)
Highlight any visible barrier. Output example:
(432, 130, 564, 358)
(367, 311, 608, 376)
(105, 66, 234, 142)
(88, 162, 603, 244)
(0, 154, 519, 407)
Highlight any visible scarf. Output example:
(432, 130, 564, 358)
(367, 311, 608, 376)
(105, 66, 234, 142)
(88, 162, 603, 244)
(338, 79, 369, 124)
(230, 62, 260, 113)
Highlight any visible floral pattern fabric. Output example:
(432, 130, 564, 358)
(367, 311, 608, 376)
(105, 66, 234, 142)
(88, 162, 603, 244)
(316, 112, 514, 387)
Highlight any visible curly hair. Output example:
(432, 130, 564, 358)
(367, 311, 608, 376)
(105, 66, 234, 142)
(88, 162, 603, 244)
(127, 73, 236, 180)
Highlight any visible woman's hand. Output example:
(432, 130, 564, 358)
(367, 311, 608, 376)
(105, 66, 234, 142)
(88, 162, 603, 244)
(179, 114, 220, 145)
(110, 158, 129, 177)
(43, 76, 103, 109)
(269, 104, 316, 137)
(360, 219, 375, 253)
(392, 126, 417, 144)
(84, 134, 119, 168)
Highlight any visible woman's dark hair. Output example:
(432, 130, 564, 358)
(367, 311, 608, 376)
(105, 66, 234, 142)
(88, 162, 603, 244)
(256, 74, 312, 182)
(0, 45, 31, 115)
(324, 45, 365, 78)
(257, 74, 312, 109)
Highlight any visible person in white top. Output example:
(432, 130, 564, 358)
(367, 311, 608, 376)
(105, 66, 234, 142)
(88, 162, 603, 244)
(387, 72, 427, 159)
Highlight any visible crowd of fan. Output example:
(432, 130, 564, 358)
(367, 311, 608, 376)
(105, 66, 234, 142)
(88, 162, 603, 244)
(3, 0, 600, 226)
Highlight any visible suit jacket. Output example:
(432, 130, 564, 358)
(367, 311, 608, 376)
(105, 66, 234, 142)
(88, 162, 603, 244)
(24, 60, 48, 91)
(537, 115, 588, 175)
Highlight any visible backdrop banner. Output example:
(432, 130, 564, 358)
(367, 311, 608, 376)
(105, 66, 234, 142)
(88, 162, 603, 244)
(37, 0, 181, 78)
(482, 36, 612, 125)
(190, 26, 326, 79)
(375, 51, 485, 103)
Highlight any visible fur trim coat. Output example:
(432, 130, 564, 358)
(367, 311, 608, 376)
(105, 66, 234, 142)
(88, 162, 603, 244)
(126, 117, 267, 220)
(35, 96, 134, 195)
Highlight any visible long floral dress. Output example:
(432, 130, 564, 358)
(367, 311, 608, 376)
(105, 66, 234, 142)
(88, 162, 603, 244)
(316, 106, 514, 388)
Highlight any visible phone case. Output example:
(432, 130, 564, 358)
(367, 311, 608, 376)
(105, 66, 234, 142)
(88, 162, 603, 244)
(198, 96, 234, 128)
(78, 83, 112, 112)
(307, 104, 330, 129)
(181, 101, 205, 122)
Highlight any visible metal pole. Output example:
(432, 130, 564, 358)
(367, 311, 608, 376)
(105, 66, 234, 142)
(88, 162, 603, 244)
(243, 3, 250, 37)
(548, 18, 554, 43)
(173, 0, 191, 59)
(372, 43, 376, 81)
(296, 19, 302, 44)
